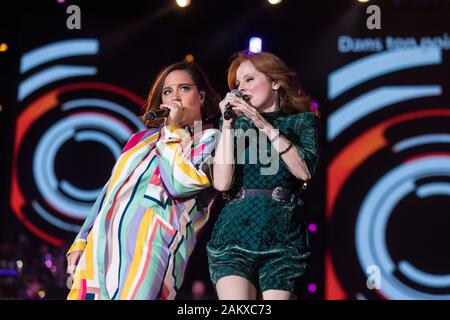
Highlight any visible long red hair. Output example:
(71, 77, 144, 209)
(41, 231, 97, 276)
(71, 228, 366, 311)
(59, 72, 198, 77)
(227, 51, 312, 114)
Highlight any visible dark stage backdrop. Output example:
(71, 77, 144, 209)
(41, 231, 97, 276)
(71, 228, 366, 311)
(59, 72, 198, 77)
(0, 0, 449, 300)
(323, 4, 450, 300)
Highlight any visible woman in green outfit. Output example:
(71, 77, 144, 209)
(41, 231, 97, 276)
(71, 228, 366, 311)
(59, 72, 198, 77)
(207, 51, 320, 300)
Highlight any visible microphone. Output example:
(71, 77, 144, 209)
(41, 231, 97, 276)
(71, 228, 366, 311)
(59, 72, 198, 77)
(145, 107, 170, 120)
(223, 89, 242, 120)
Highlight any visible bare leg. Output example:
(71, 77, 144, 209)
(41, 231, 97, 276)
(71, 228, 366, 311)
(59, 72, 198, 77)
(262, 290, 297, 300)
(216, 275, 257, 300)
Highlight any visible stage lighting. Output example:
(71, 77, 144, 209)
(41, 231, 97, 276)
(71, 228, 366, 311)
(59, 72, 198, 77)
(249, 37, 262, 53)
(267, 0, 283, 4)
(0, 43, 8, 52)
(38, 290, 46, 299)
(185, 54, 194, 62)
(308, 223, 318, 233)
(308, 283, 317, 293)
(176, 0, 191, 8)
(358, 0, 370, 3)
(311, 100, 319, 112)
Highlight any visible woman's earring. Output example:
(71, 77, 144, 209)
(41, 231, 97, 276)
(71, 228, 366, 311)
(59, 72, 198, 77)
(272, 81, 280, 91)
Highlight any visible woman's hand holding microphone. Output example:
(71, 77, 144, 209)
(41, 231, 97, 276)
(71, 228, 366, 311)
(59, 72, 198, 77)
(159, 100, 184, 127)
(219, 90, 269, 130)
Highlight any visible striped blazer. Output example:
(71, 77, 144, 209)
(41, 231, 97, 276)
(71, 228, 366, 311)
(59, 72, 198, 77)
(67, 124, 219, 300)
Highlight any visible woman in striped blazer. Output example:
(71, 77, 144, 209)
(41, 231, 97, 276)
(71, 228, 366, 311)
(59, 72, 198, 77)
(66, 61, 220, 300)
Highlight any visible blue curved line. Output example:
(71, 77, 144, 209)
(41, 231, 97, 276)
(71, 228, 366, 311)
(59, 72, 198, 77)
(356, 156, 450, 299)
(60, 180, 103, 202)
(32, 200, 81, 232)
(327, 86, 442, 141)
(328, 47, 441, 99)
(18, 65, 97, 101)
(417, 182, 450, 198)
(62, 98, 146, 131)
(34, 126, 93, 218)
(20, 39, 99, 74)
(33, 114, 132, 219)
(399, 261, 450, 288)
(393, 134, 450, 152)
(44, 129, 74, 190)
(74, 130, 122, 159)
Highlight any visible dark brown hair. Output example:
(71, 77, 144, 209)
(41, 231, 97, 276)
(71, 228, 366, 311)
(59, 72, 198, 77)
(227, 51, 312, 114)
(141, 61, 220, 127)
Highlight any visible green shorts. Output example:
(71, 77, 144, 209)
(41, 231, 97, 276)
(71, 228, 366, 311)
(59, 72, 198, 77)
(206, 243, 311, 293)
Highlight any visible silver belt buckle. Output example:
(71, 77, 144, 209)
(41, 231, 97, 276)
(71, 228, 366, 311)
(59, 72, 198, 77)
(272, 186, 289, 202)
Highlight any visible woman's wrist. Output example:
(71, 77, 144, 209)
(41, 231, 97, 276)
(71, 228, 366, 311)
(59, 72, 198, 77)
(270, 133, 292, 155)
(278, 140, 294, 155)
(221, 121, 233, 130)
(261, 122, 279, 141)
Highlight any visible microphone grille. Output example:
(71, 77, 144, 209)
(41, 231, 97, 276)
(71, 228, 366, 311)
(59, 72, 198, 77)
(145, 112, 156, 120)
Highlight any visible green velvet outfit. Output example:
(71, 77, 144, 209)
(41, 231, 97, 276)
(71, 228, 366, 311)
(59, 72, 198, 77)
(207, 110, 320, 293)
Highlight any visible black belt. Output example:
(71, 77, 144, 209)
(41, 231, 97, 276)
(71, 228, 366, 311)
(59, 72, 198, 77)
(224, 186, 304, 206)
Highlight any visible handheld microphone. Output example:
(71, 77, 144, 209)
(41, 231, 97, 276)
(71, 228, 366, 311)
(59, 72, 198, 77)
(223, 89, 242, 120)
(145, 108, 170, 120)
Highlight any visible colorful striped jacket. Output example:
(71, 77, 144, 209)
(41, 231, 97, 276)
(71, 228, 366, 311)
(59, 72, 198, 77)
(67, 124, 219, 300)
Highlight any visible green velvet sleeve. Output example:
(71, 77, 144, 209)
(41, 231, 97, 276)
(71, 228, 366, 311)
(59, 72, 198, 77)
(281, 111, 320, 178)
